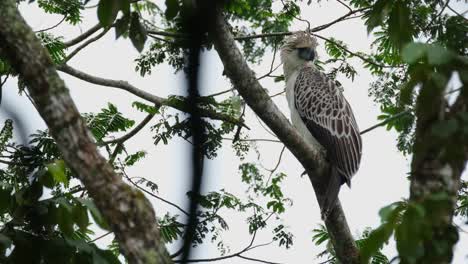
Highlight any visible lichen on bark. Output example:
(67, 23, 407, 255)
(0, 0, 172, 263)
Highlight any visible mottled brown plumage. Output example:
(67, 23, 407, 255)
(281, 32, 362, 217)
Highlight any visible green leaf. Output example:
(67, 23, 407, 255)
(165, 0, 180, 20)
(58, 204, 75, 237)
(118, 0, 130, 15)
(132, 101, 158, 114)
(73, 204, 89, 231)
(85, 103, 135, 141)
(364, 0, 391, 33)
(125, 151, 147, 166)
(402, 43, 427, 64)
(0, 185, 12, 214)
(97, 0, 119, 27)
(388, 1, 413, 49)
(115, 14, 130, 39)
(0, 234, 12, 252)
(129, 12, 147, 52)
(40, 169, 55, 188)
(427, 45, 453, 65)
(78, 199, 110, 230)
(311, 224, 329, 245)
(395, 203, 426, 262)
(46, 160, 68, 186)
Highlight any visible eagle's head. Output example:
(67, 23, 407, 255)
(280, 31, 318, 78)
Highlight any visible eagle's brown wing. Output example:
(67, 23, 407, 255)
(294, 66, 362, 185)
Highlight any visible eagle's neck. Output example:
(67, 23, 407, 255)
(283, 61, 314, 81)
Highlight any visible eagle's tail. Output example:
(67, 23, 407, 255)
(320, 166, 342, 220)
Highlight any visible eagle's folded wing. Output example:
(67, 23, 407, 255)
(294, 67, 362, 185)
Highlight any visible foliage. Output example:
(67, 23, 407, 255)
(312, 224, 390, 264)
(37, 0, 83, 24)
(83, 103, 135, 142)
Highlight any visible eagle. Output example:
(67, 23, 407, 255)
(280, 31, 362, 217)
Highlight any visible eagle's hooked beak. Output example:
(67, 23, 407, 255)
(298, 47, 315, 61)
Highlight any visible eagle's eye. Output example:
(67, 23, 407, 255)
(297, 47, 315, 61)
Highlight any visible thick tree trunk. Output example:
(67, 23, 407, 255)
(209, 7, 360, 264)
(409, 83, 467, 263)
(0, 1, 171, 263)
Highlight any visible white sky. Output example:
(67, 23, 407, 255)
(1, 0, 467, 263)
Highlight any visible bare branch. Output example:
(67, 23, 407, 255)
(222, 137, 282, 143)
(124, 173, 190, 217)
(64, 23, 103, 47)
(148, 6, 367, 42)
(335, 0, 352, 12)
(447, 4, 468, 21)
(238, 255, 283, 264)
(311, 33, 397, 69)
(202, 88, 234, 98)
(360, 110, 411, 135)
(64, 27, 110, 63)
(90, 231, 112, 243)
(57, 64, 247, 127)
(101, 113, 155, 145)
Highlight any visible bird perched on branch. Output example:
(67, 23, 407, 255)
(280, 31, 362, 218)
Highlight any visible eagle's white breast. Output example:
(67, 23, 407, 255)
(285, 68, 322, 150)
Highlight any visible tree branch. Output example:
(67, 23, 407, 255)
(447, 4, 468, 21)
(360, 110, 411, 135)
(34, 16, 67, 33)
(57, 64, 247, 128)
(208, 7, 359, 264)
(0, 1, 172, 263)
(100, 113, 155, 145)
(64, 23, 103, 47)
(63, 27, 110, 63)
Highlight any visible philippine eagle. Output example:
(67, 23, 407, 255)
(280, 31, 362, 217)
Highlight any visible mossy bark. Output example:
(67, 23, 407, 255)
(0, 1, 172, 263)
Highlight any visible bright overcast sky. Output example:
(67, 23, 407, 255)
(1, 0, 467, 263)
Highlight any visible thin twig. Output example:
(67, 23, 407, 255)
(447, 5, 468, 21)
(125, 174, 190, 216)
(270, 90, 285, 98)
(57, 64, 247, 127)
(90, 231, 112, 243)
(360, 110, 411, 135)
(100, 113, 155, 145)
(202, 88, 234, 98)
(238, 255, 283, 264)
(335, 0, 352, 12)
(34, 16, 67, 33)
(222, 137, 282, 143)
(423, 0, 450, 31)
(266, 145, 286, 184)
(311, 33, 397, 69)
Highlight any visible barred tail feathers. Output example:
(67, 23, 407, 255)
(320, 166, 342, 220)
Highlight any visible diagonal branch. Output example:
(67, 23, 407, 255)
(100, 112, 155, 145)
(63, 27, 110, 63)
(57, 64, 247, 128)
(208, 7, 359, 264)
(64, 23, 103, 47)
(0, 1, 172, 263)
